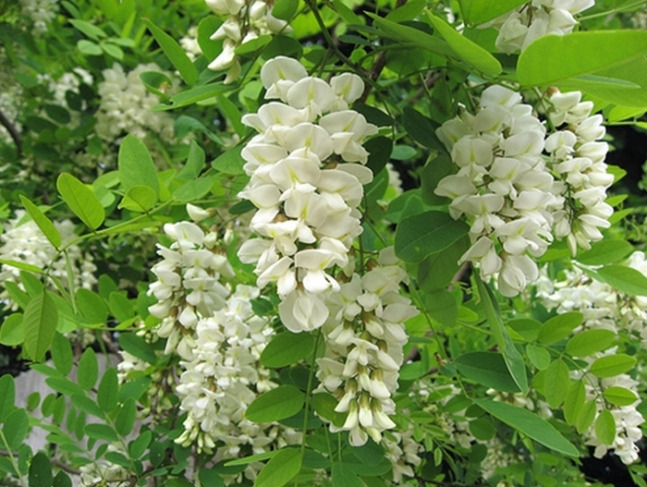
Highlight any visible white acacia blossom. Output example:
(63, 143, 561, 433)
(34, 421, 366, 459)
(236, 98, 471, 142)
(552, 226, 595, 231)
(206, 0, 291, 83)
(175, 284, 301, 479)
(435, 85, 613, 296)
(316, 248, 418, 446)
(483, 0, 595, 53)
(0, 210, 96, 308)
(238, 56, 378, 333)
(539, 252, 647, 346)
(148, 218, 234, 359)
(545, 89, 614, 255)
(96, 63, 177, 143)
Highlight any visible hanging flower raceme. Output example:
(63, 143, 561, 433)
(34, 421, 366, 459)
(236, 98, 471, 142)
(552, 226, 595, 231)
(435, 85, 561, 297)
(148, 211, 234, 359)
(545, 89, 614, 255)
(0, 210, 97, 309)
(435, 85, 614, 297)
(315, 248, 418, 446)
(238, 56, 378, 333)
(175, 284, 302, 476)
(482, 0, 595, 54)
(205, 0, 291, 83)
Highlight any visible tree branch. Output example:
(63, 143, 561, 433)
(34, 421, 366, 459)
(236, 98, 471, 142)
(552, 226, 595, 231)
(0, 107, 22, 156)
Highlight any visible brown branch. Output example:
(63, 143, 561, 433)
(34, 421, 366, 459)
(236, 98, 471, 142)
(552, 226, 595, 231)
(0, 107, 22, 156)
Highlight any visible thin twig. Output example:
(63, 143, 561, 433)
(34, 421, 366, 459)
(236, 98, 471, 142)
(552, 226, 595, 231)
(0, 108, 22, 156)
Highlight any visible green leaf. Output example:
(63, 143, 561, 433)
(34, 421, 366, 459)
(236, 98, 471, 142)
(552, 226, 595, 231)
(425, 290, 458, 326)
(311, 393, 346, 428)
(454, 352, 520, 393)
(29, 452, 52, 487)
(604, 386, 638, 407)
(403, 108, 440, 150)
(254, 448, 302, 487)
(576, 399, 597, 434)
(76, 288, 108, 325)
(129, 430, 152, 459)
(24, 291, 58, 362)
(51, 333, 73, 375)
(272, 0, 298, 20)
(475, 275, 528, 394)
(589, 354, 636, 378)
(211, 146, 245, 175)
(469, 417, 496, 441)
(526, 344, 551, 371)
(595, 264, 647, 296)
(145, 19, 197, 86)
(395, 210, 469, 262)
(119, 377, 152, 402)
(260, 332, 316, 368)
(118, 333, 156, 364)
(542, 359, 570, 408)
(246, 385, 305, 423)
(537, 312, 583, 345)
(101, 42, 124, 60)
(19, 196, 61, 248)
(576, 240, 634, 266)
(518, 30, 647, 106)
(85, 423, 119, 442)
(426, 11, 501, 75)
(97, 368, 119, 412)
(56, 173, 105, 230)
(69, 19, 107, 40)
(53, 471, 72, 487)
(595, 409, 616, 446)
(565, 329, 615, 357)
(0, 375, 16, 421)
(3, 408, 29, 449)
(475, 399, 579, 456)
(71, 394, 105, 419)
(417, 235, 469, 292)
(364, 136, 393, 176)
(172, 174, 217, 202)
(178, 141, 206, 180)
(156, 83, 230, 110)
(366, 14, 453, 58)
(225, 451, 278, 467)
(0, 313, 24, 347)
(118, 135, 160, 198)
(77, 348, 98, 390)
(332, 463, 363, 487)
(459, 0, 527, 25)
(77, 39, 102, 55)
(119, 185, 157, 212)
(386, 0, 426, 22)
(115, 398, 137, 436)
(563, 381, 586, 425)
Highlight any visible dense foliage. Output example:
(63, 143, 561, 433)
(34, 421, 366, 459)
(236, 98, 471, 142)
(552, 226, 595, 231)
(1, 0, 647, 485)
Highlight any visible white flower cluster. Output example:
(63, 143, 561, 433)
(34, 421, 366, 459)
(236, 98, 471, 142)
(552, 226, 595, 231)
(316, 249, 418, 446)
(484, 0, 595, 53)
(19, 0, 59, 34)
(383, 428, 423, 484)
(206, 0, 291, 83)
(96, 63, 177, 143)
(582, 369, 645, 464)
(0, 52, 23, 146)
(175, 285, 301, 473)
(545, 90, 614, 255)
(435, 85, 613, 296)
(540, 252, 647, 345)
(0, 210, 97, 308)
(148, 219, 234, 359)
(180, 26, 202, 61)
(238, 56, 378, 333)
(50, 68, 94, 108)
(538, 258, 647, 463)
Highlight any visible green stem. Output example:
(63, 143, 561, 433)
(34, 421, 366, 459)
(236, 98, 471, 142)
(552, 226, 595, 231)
(0, 430, 26, 487)
(578, 0, 646, 21)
